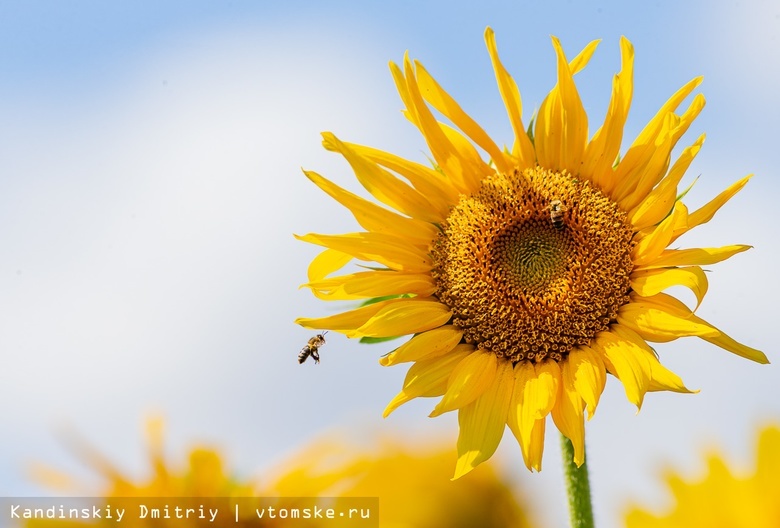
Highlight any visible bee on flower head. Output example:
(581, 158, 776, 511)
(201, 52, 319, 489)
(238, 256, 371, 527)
(298, 331, 328, 364)
(549, 199, 566, 230)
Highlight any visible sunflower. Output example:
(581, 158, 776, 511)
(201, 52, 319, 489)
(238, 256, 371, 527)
(24, 417, 262, 528)
(295, 28, 767, 477)
(25, 419, 534, 528)
(624, 425, 780, 528)
(29, 417, 256, 498)
(265, 436, 534, 528)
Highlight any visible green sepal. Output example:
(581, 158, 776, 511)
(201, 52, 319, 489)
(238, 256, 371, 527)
(526, 115, 536, 147)
(360, 335, 403, 345)
(359, 293, 413, 307)
(676, 175, 700, 202)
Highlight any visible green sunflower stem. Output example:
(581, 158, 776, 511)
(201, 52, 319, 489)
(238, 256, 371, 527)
(560, 433, 595, 528)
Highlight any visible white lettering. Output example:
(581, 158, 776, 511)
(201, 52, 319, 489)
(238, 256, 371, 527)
(8, 504, 128, 521)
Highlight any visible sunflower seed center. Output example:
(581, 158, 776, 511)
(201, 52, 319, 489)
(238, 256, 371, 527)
(430, 167, 635, 364)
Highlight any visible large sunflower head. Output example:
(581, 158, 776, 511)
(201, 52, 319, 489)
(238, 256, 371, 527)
(625, 425, 780, 528)
(296, 28, 768, 477)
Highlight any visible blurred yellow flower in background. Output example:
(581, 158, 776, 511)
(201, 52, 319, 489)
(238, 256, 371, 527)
(25, 418, 533, 528)
(23, 416, 266, 527)
(265, 436, 533, 528)
(30, 416, 256, 498)
(296, 27, 767, 477)
(625, 425, 780, 528)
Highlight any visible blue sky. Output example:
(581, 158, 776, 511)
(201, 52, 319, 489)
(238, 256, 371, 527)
(1, 2, 778, 527)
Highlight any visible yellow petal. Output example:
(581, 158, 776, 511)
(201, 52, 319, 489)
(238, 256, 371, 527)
(306, 248, 353, 283)
(619, 93, 705, 212)
(380, 325, 463, 366)
(617, 300, 719, 341)
(334, 140, 457, 216)
(756, 426, 780, 485)
(507, 362, 534, 462)
(583, 36, 634, 192)
(612, 77, 702, 202)
(611, 324, 695, 394)
(551, 374, 586, 466)
(535, 36, 588, 174)
(566, 345, 607, 419)
(613, 112, 677, 207)
(670, 92, 706, 146)
(321, 133, 441, 223)
(507, 361, 560, 470)
(440, 121, 495, 180)
(297, 298, 448, 338)
(630, 266, 709, 311)
(296, 297, 404, 333)
(701, 330, 769, 364)
(303, 170, 437, 243)
(623, 292, 767, 363)
(506, 362, 549, 472)
(415, 59, 512, 173)
(568, 39, 601, 74)
(389, 59, 414, 122)
(525, 418, 547, 472)
(294, 232, 432, 273)
(669, 201, 691, 241)
(523, 361, 561, 422)
(383, 345, 473, 417)
(673, 174, 753, 241)
(484, 27, 535, 169)
(356, 299, 452, 338)
(628, 134, 705, 230)
(595, 329, 651, 409)
(430, 351, 497, 417)
(630, 291, 692, 315)
(401, 56, 481, 194)
(304, 270, 436, 301)
(647, 359, 696, 393)
(633, 245, 752, 270)
(452, 361, 514, 479)
(632, 200, 686, 265)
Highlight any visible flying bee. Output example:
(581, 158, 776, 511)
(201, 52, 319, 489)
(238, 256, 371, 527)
(549, 199, 566, 230)
(298, 331, 328, 364)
